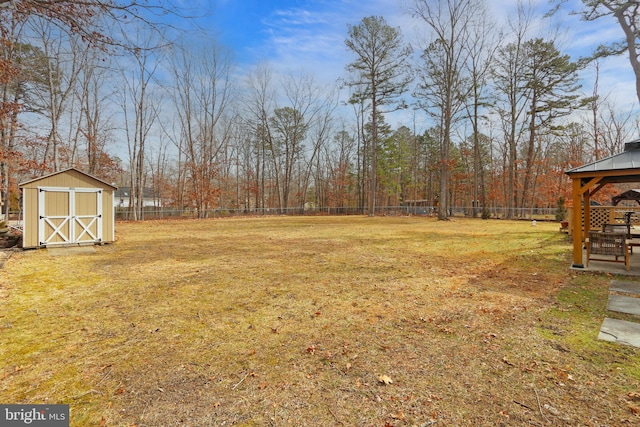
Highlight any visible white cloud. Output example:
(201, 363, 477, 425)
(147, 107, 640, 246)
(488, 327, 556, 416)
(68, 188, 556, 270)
(252, 1, 411, 87)
(240, 0, 639, 128)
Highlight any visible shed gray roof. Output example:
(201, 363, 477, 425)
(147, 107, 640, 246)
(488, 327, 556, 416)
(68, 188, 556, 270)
(566, 140, 640, 174)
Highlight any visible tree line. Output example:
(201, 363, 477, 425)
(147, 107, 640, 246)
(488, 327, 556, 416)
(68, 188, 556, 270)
(1, 0, 639, 220)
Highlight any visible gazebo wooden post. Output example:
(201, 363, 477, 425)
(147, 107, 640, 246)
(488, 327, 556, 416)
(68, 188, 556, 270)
(572, 178, 586, 268)
(583, 185, 591, 235)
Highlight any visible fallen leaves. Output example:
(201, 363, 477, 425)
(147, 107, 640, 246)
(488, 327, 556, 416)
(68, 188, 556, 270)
(231, 372, 257, 390)
(543, 403, 560, 416)
(626, 393, 640, 415)
(378, 375, 393, 385)
(390, 409, 405, 420)
(502, 356, 515, 367)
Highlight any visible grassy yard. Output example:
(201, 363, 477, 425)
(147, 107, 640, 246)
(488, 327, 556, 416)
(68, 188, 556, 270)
(0, 216, 638, 426)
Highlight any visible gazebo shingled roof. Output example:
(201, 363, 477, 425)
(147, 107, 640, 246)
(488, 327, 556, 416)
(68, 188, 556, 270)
(566, 139, 640, 268)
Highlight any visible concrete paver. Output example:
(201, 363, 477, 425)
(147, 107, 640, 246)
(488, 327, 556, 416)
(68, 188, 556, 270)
(599, 281, 640, 348)
(599, 317, 640, 348)
(607, 294, 640, 316)
(610, 280, 640, 295)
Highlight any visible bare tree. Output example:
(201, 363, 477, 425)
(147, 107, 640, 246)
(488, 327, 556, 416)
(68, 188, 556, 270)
(243, 63, 277, 211)
(268, 106, 307, 210)
(268, 73, 336, 211)
(73, 50, 114, 176)
(119, 32, 163, 220)
(295, 80, 338, 210)
(0, 0, 188, 50)
(147, 136, 170, 211)
(598, 100, 635, 156)
(491, 3, 533, 218)
(29, 17, 89, 170)
(0, 0, 189, 220)
(322, 127, 356, 209)
(0, 17, 34, 218)
(412, 0, 474, 220)
(559, 0, 640, 105)
(463, 2, 499, 217)
(351, 98, 369, 212)
(168, 38, 235, 217)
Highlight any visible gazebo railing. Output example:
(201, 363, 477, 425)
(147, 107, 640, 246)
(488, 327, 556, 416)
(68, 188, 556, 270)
(568, 206, 640, 237)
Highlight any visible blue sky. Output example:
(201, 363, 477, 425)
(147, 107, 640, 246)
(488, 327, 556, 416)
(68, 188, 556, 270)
(206, 0, 394, 70)
(193, 0, 636, 126)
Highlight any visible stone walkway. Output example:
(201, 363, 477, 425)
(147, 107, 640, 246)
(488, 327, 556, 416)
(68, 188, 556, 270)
(598, 280, 640, 348)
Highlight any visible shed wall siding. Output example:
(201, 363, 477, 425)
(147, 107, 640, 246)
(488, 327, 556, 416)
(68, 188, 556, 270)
(22, 188, 38, 248)
(102, 190, 114, 242)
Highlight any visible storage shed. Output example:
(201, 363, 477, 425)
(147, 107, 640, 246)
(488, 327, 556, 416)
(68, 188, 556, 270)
(19, 168, 116, 249)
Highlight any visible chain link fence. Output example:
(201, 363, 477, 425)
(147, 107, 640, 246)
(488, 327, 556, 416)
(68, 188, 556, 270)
(2, 206, 559, 223)
(111, 206, 559, 221)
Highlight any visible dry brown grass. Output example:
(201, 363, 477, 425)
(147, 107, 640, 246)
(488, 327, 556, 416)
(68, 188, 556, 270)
(1, 216, 639, 426)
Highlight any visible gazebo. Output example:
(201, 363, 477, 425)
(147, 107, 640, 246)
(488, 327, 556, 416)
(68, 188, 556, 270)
(565, 140, 640, 269)
(612, 189, 640, 206)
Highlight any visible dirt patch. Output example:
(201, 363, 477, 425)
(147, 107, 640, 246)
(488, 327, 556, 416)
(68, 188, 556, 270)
(47, 246, 97, 256)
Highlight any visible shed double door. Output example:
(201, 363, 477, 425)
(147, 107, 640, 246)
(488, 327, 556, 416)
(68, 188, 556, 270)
(38, 187, 103, 246)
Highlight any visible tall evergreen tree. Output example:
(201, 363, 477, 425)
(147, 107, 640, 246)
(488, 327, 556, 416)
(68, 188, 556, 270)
(344, 16, 412, 216)
(520, 38, 587, 211)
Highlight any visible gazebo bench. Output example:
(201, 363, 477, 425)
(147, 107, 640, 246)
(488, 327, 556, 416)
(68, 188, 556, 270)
(586, 230, 630, 271)
(603, 223, 636, 254)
